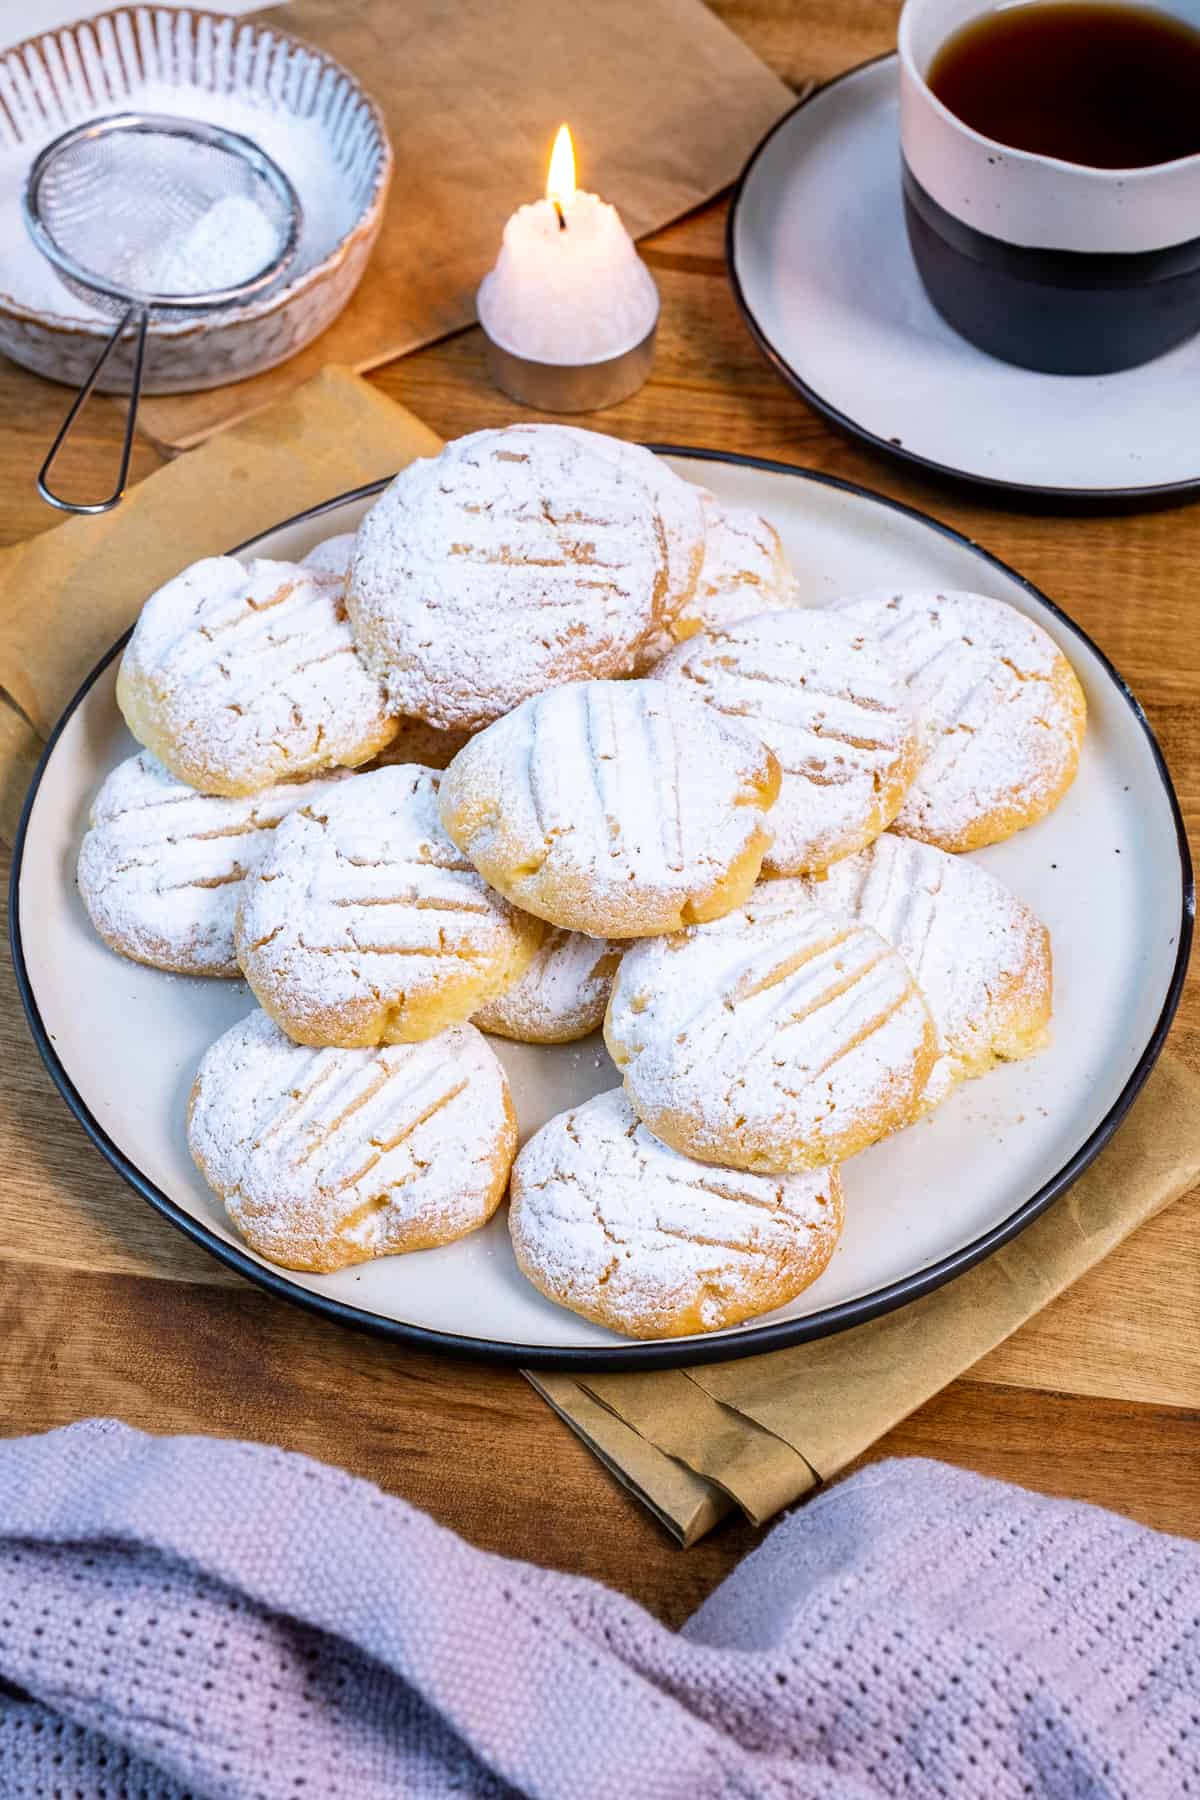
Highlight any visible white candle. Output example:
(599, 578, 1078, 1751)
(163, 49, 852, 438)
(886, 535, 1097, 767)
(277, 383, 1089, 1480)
(477, 125, 659, 367)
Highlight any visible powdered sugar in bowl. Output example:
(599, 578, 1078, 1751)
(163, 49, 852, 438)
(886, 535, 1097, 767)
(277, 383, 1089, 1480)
(0, 8, 392, 395)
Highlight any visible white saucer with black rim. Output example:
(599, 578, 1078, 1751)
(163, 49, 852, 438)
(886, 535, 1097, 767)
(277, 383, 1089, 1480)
(727, 54, 1200, 501)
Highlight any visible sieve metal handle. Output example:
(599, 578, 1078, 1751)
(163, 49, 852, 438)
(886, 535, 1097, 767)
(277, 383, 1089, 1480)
(37, 305, 148, 515)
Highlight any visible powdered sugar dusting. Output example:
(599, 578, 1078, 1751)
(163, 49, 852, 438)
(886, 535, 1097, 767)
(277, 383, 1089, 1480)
(78, 751, 353, 977)
(801, 836, 1052, 1107)
(606, 883, 936, 1172)
(653, 608, 920, 875)
(117, 557, 396, 796)
(188, 1011, 514, 1273)
(686, 490, 799, 630)
(554, 430, 706, 608)
(346, 425, 669, 731)
(638, 487, 801, 669)
(509, 1087, 842, 1337)
(129, 195, 282, 298)
(236, 765, 542, 1047)
(438, 679, 779, 938)
(830, 589, 1086, 850)
(299, 540, 475, 769)
(474, 927, 621, 1043)
(301, 533, 357, 579)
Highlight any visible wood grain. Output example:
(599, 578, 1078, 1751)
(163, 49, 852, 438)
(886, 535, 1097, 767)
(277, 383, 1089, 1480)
(0, 0, 1196, 1619)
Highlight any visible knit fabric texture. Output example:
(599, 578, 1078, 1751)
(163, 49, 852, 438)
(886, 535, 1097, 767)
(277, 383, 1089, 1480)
(0, 1422, 1196, 1798)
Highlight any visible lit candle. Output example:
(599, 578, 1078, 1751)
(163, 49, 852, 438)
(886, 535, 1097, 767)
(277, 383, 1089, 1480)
(477, 125, 659, 412)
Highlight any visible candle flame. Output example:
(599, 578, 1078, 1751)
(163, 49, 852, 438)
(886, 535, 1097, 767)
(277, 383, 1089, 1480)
(546, 123, 576, 209)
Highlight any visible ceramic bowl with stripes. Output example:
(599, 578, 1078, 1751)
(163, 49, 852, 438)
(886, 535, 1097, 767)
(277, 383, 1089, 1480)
(0, 7, 392, 393)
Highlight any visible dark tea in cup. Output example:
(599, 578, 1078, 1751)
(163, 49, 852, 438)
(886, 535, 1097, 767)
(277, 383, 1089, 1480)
(927, 1, 1200, 169)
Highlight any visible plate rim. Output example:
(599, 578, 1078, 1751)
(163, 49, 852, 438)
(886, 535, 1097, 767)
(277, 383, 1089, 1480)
(725, 54, 1200, 506)
(9, 449, 1194, 1370)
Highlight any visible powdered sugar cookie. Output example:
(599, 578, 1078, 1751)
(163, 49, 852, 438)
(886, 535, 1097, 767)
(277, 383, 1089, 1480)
(188, 1011, 515, 1273)
(653, 609, 920, 875)
(831, 588, 1087, 852)
(801, 836, 1051, 1108)
(77, 751, 352, 978)
(605, 884, 936, 1172)
(347, 425, 671, 731)
(301, 532, 356, 578)
(510, 1088, 843, 1338)
(635, 490, 798, 670)
(438, 679, 780, 938)
(236, 765, 543, 1047)
(117, 557, 397, 798)
(474, 927, 620, 1043)
(678, 489, 799, 638)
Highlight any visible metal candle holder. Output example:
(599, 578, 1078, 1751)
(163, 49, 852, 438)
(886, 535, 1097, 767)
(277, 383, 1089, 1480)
(480, 310, 658, 414)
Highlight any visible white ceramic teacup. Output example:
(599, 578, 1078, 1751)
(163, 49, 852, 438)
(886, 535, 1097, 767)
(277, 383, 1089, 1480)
(897, 0, 1200, 372)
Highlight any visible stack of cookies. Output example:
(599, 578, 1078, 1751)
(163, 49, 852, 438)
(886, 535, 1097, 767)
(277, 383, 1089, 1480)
(78, 423, 1086, 1340)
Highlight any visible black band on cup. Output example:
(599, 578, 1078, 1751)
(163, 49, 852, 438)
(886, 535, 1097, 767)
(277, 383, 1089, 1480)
(901, 161, 1200, 373)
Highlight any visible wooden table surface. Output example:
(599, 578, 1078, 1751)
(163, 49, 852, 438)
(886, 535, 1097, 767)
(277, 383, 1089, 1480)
(1, 0, 1197, 1627)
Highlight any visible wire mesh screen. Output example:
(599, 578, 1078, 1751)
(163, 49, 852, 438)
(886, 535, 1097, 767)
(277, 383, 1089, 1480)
(30, 119, 297, 316)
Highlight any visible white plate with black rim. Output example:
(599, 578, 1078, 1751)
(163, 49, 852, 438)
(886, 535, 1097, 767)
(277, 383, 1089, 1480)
(727, 55, 1200, 502)
(10, 450, 1192, 1369)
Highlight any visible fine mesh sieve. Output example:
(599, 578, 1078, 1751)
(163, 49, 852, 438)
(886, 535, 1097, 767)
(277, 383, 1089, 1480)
(23, 113, 302, 514)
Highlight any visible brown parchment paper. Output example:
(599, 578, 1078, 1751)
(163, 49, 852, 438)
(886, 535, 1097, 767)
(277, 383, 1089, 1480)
(135, 0, 793, 451)
(0, 366, 440, 842)
(529, 1374, 734, 1546)
(532, 1053, 1200, 1544)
